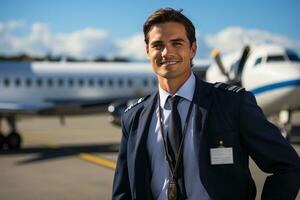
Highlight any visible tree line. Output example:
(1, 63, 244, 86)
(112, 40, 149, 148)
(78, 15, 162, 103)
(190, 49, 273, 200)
(0, 54, 130, 62)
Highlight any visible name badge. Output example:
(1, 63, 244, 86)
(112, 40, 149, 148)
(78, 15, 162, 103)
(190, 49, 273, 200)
(210, 141, 233, 165)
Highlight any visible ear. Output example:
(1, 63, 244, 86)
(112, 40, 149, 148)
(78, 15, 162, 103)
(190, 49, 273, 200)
(190, 42, 197, 59)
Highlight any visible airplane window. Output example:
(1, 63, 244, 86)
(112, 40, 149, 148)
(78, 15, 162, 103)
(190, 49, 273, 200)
(118, 79, 123, 87)
(78, 79, 84, 87)
(36, 78, 43, 87)
(143, 79, 148, 87)
(4, 78, 10, 87)
(98, 79, 104, 87)
(58, 78, 64, 87)
(254, 57, 262, 66)
(108, 79, 114, 87)
(26, 78, 32, 87)
(88, 79, 94, 87)
(286, 50, 300, 62)
(68, 79, 74, 87)
(47, 78, 53, 87)
(15, 78, 21, 87)
(266, 55, 285, 62)
(127, 79, 133, 87)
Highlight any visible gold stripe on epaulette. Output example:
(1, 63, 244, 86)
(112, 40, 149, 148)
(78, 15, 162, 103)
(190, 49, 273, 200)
(235, 87, 244, 93)
(214, 82, 244, 93)
(124, 97, 145, 113)
(214, 82, 223, 88)
(228, 85, 237, 91)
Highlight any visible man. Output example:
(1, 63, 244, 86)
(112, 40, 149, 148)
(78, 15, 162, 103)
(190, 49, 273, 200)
(112, 8, 300, 200)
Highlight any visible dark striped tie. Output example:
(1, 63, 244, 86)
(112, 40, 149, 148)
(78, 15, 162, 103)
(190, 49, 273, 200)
(167, 95, 187, 199)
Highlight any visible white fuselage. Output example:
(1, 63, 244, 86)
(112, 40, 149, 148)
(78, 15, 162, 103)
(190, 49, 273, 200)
(0, 62, 157, 115)
(206, 45, 300, 116)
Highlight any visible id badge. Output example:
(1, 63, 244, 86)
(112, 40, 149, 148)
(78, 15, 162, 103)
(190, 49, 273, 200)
(210, 141, 233, 165)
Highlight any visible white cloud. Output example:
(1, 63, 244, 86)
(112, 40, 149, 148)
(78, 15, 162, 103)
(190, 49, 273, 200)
(204, 27, 300, 55)
(0, 21, 118, 59)
(1, 21, 300, 60)
(117, 33, 147, 60)
(0, 20, 27, 55)
(12, 22, 53, 56)
(52, 28, 117, 59)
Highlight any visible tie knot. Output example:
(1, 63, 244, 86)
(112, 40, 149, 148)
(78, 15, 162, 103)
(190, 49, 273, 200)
(168, 95, 181, 109)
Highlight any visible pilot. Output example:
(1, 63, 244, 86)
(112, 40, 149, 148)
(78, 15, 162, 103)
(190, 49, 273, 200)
(112, 8, 300, 200)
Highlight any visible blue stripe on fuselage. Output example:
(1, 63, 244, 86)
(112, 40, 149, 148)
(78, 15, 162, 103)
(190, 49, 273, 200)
(250, 79, 300, 95)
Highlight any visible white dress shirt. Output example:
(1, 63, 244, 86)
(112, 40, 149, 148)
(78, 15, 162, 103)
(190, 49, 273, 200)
(147, 73, 211, 200)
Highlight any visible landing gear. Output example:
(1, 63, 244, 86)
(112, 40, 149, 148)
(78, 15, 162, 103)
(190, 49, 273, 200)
(0, 116, 22, 150)
(6, 132, 22, 149)
(0, 132, 5, 149)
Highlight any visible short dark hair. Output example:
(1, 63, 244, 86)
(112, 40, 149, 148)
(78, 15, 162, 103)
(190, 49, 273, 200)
(143, 8, 196, 47)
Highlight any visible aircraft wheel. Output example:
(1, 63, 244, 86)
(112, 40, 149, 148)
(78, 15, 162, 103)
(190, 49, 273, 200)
(6, 132, 22, 150)
(0, 132, 5, 149)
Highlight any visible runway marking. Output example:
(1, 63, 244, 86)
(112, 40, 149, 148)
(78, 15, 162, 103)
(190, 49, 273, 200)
(79, 153, 116, 170)
(24, 132, 117, 170)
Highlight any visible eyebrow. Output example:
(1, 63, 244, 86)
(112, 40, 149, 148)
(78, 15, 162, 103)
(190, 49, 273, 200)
(150, 38, 185, 46)
(170, 38, 185, 43)
(150, 40, 163, 47)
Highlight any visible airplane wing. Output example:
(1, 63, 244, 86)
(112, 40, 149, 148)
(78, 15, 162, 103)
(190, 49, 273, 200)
(39, 96, 138, 115)
(0, 102, 54, 115)
(0, 96, 138, 116)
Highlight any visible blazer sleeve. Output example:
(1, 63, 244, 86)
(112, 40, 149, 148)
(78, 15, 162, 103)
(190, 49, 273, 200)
(239, 91, 300, 200)
(112, 116, 132, 200)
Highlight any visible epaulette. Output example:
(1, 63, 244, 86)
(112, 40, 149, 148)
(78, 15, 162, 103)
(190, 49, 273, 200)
(124, 95, 149, 113)
(214, 82, 245, 93)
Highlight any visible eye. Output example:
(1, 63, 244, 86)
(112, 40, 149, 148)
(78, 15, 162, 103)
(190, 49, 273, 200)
(152, 43, 164, 50)
(173, 42, 182, 47)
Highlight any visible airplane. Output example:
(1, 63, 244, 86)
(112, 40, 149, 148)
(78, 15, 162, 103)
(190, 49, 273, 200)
(206, 44, 300, 140)
(0, 61, 159, 150)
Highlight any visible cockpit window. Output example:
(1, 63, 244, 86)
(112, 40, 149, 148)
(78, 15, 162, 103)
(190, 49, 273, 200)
(254, 57, 262, 66)
(266, 55, 285, 62)
(286, 50, 300, 62)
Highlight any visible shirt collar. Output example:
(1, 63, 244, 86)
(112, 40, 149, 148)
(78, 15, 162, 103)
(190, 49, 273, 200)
(159, 73, 196, 108)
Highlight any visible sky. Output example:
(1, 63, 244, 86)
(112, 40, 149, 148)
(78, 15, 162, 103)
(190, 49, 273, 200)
(1, 0, 300, 60)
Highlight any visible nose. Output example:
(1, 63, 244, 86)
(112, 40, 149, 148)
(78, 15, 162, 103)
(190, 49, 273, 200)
(161, 45, 172, 58)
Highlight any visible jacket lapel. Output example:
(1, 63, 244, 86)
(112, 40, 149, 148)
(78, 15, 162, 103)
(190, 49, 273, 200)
(193, 78, 214, 197)
(193, 78, 213, 150)
(132, 92, 157, 199)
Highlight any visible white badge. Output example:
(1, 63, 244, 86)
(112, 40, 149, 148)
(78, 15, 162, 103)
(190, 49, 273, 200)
(210, 141, 234, 165)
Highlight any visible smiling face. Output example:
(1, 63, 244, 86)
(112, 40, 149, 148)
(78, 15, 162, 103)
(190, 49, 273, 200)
(146, 22, 196, 84)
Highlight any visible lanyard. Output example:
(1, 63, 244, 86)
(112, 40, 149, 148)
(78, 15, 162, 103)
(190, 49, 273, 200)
(157, 94, 194, 180)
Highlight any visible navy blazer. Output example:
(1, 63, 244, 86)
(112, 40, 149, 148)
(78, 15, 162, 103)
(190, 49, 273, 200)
(112, 77, 300, 200)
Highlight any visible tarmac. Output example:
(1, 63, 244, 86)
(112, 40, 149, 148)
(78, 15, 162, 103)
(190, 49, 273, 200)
(0, 113, 299, 200)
